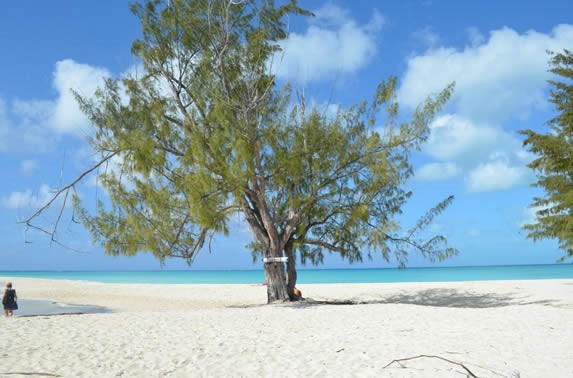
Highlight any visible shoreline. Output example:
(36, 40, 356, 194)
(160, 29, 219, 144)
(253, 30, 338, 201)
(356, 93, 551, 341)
(1, 277, 572, 376)
(2, 264, 572, 285)
(2, 276, 572, 311)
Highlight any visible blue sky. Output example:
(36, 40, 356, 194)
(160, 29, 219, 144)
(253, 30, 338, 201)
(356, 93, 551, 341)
(1, 1, 572, 271)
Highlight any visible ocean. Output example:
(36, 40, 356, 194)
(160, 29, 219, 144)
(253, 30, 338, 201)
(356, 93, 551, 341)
(1, 264, 572, 284)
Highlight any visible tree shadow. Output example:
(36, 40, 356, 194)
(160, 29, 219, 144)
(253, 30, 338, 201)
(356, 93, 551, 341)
(287, 288, 558, 309)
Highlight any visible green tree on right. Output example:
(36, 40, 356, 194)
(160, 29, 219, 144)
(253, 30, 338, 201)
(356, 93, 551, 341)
(521, 49, 573, 261)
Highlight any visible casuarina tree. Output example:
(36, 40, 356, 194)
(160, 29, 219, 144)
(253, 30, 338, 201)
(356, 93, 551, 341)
(521, 49, 573, 261)
(23, 0, 456, 303)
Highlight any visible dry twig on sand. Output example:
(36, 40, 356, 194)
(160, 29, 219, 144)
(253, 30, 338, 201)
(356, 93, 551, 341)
(384, 354, 478, 377)
(1, 372, 62, 377)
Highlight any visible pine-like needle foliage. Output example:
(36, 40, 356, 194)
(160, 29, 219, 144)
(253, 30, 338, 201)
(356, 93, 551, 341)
(521, 49, 573, 261)
(26, 0, 456, 279)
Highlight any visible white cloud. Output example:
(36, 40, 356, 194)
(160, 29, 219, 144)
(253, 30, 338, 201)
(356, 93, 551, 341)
(466, 27, 485, 46)
(398, 24, 573, 123)
(0, 98, 58, 154)
(313, 2, 350, 26)
(420, 114, 534, 191)
(12, 99, 53, 122)
(400, 25, 573, 193)
(520, 206, 538, 228)
(425, 114, 529, 167)
(19, 160, 39, 175)
(416, 162, 461, 181)
(1, 184, 55, 209)
(0, 59, 111, 154)
(425, 114, 505, 163)
(306, 98, 342, 120)
(519, 204, 553, 228)
(272, 4, 384, 83)
(50, 59, 111, 134)
(466, 159, 530, 193)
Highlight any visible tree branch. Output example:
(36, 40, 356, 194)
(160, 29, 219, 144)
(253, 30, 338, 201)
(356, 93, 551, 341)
(300, 238, 344, 253)
(383, 355, 478, 377)
(19, 151, 118, 231)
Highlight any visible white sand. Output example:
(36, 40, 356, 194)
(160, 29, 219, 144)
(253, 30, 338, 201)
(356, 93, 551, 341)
(1, 277, 572, 377)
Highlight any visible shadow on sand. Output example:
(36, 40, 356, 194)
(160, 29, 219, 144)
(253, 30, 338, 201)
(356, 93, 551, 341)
(294, 288, 557, 309)
(231, 288, 558, 309)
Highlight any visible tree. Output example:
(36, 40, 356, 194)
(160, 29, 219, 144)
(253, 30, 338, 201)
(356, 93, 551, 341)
(23, 0, 456, 303)
(521, 49, 573, 261)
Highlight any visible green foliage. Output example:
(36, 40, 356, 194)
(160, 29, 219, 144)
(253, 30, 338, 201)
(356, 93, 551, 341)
(251, 81, 456, 266)
(521, 49, 573, 261)
(70, 0, 455, 268)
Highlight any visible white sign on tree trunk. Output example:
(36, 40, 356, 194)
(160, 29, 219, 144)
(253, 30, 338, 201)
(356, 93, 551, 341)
(263, 257, 288, 263)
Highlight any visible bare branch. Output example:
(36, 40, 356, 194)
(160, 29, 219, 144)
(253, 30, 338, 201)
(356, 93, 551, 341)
(19, 151, 118, 246)
(21, 151, 118, 225)
(383, 355, 478, 377)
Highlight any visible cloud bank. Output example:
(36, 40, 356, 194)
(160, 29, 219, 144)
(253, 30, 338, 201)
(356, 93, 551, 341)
(399, 24, 573, 123)
(0, 60, 110, 154)
(408, 24, 573, 192)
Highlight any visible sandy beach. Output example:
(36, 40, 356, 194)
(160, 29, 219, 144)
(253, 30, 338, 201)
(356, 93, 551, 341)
(0, 277, 572, 377)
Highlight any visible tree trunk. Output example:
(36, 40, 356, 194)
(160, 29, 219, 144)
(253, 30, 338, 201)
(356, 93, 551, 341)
(285, 242, 301, 301)
(264, 245, 289, 303)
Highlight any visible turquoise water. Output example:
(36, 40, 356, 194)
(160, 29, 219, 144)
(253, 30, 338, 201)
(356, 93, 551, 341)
(1, 264, 572, 284)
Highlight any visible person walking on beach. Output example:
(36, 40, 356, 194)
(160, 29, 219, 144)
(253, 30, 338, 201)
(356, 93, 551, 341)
(2, 282, 18, 317)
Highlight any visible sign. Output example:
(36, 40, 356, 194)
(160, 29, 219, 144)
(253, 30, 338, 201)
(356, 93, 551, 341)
(263, 257, 288, 263)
